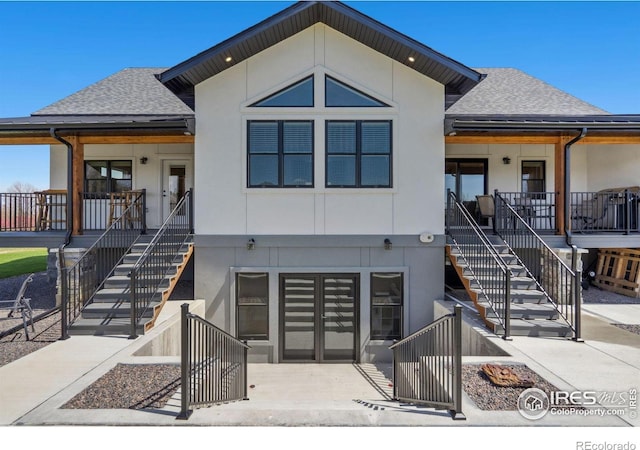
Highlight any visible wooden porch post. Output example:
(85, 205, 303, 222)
(69, 135, 84, 236)
(554, 138, 566, 235)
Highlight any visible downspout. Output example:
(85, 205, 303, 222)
(50, 128, 73, 246)
(564, 127, 587, 247)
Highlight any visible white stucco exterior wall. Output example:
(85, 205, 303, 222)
(49, 143, 193, 228)
(584, 144, 640, 191)
(445, 143, 555, 193)
(194, 24, 445, 236)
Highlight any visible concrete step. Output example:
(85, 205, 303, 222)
(476, 302, 559, 320)
(80, 300, 160, 319)
(67, 317, 145, 336)
(131, 242, 192, 253)
(487, 317, 573, 338)
(467, 275, 537, 290)
(457, 262, 527, 277)
(471, 287, 546, 304)
(103, 274, 173, 289)
(114, 262, 182, 277)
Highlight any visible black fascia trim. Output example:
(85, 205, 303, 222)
(159, 1, 315, 86)
(159, 1, 482, 95)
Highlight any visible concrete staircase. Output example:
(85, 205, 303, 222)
(446, 238, 572, 337)
(67, 234, 194, 336)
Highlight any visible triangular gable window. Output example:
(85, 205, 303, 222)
(251, 76, 314, 107)
(325, 76, 389, 107)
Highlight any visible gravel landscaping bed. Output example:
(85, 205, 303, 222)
(462, 364, 560, 411)
(62, 363, 181, 410)
(0, 311, 61, 367)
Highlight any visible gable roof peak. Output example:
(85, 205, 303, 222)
(158, 0, 482, 108)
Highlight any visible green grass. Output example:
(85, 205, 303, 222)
(0, 248, 48, 279)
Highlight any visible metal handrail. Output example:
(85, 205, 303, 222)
(389, 304, 464, 420)
(59, 191, 145, 339)
(128, 189, 193, 338)
(496, 191, 557, 233)
(494, 192, 581, 340)
(570, 190, 639, 234)
(446, 191, 512, 339)
(178, 303, 250, 420)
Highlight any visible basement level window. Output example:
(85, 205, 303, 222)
(236, 273, 269, 341)
(370, 272, 403, 340)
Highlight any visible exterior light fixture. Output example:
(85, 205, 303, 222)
(225, 56, 233, 63)
(502, 156, 511, 165)
(408, 56, 416, 63)
(139, 157, 148, 165)
(384, 238, 392, 250)
(247, 238, 256, 250)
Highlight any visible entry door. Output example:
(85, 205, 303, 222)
(280, 274, 359, 362)
(445, 159, 488, 223)
(162, 160, 192, 219)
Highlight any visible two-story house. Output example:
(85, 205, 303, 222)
(1, 1, 639, 363)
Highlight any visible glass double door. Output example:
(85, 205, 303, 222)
(280, 274, 359, 362)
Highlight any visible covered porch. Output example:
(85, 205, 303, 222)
(445, 114, 640, 247)
(0, 115, 194, 247)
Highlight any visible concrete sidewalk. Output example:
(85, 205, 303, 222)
(1, 301, 638, 427)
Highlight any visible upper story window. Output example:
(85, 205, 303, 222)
(247, 120, 314, 188)
(250, 76, 314, 107)
(84, 160, 132, 193)
(326, 120, 392, 188)
(325, 76, 389, 107)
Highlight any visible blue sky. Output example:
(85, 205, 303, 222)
(0, 1, 639, 192)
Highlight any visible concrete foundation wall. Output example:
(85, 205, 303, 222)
(194, 234, 445, 363)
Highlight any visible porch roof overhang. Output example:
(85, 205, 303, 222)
(445, 114, 640, 141)
(158, 1, 483, 110)
(0, 114, 195, 142)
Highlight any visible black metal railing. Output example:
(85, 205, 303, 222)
(570, 190, 639, 234)
(496, 191, 558, 233)
(0, 193, 39, 231)
(0, 190, 147, 232)
(0, 191, 67, 232)
(128, 189, 192, 338)
(389, 304, 464, 420)
(59, 193, 146, 339)
(178, 303, 250, 420)
(81, 190, 146, 231)
(495, 192, 581, 340)
(446, 191, 512, 338)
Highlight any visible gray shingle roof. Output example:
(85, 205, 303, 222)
(33, 68, 194, 116)
(446, 68, 609, 115)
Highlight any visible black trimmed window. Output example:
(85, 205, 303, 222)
(325, 75, 389, 107)
(326, 120, 392, 188)
(84, 160, 132, 193)
(237, 273, 269, 341)
(248, 120, 314, 188)
(250, 76, 314, 107)
(521, 161, 546, 199)
(371, 273, 403, 340)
